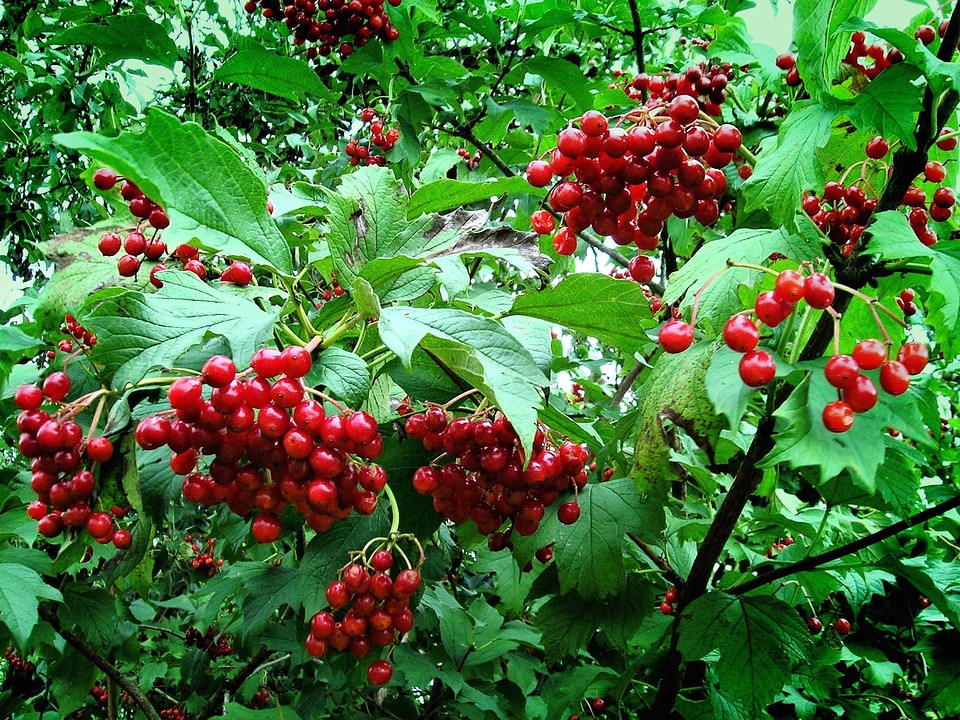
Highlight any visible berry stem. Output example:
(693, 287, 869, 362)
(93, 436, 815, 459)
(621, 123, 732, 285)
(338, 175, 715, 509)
(383, 482, 401, 537)
(830, 281, 908, 329)
(278, 322, 307, 347)
(84, 393, 109, 444)
(826, 306, 843, 355)
(690, 264, 729, 326)
(441, 387, 483, 410)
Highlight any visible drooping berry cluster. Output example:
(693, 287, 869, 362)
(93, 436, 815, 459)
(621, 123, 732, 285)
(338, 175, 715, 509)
(621, 63, 737, 118)
(184, 535, 225, 576)
(3, 648, 36, 677)
(802, 138, 956, 255)
(456, 147, 483, 170)
(62, 314, 97, 351)
(244, 0, 400, 60)
(405, 409, 589, 551)
(306, 546, 421, 686)
(14, 376, 132, 547)
(776, 52, 802, 88)
(185, 626, 233, 658)
(659, 585, 678, 615)
(135, 349, 387, 539)
(93, 169, 169, 230)
(314, 272, 346, 307)
(526, 100, 743, 257)
(844, 30, 904, 79)
(345, 108, 400, 166)
(765, 535, 795, 558)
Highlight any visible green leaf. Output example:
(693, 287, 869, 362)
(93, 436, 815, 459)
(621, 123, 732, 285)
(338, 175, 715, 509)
(0, 50, 27, 76)
(379, 306, 548, 459)
(662, 228, 821, 330)
(240, 565, 301, 640)
(847, 63, 924, 149)
(0, 563, 62, 649)
(706, 346, 756, 429)
(793, 0, 877, 100)
(542, 665, 617, 720)
(60, 586, 118, 647)
(352, 277, 381, 319)
(881, 558, 960, 629)
(420, 584, 474, 665)
(324, 166, 432, 286)
(515, 479, 665, 598)
(678, 593, 813, 717)
(407, 176, 534, 218)
(298, 508, 390, 616)
(215, 48, 331, 102)
(865, 211, 960, 355)
(761, 368, 929, 485)
(84, 271, 277, 390)
(312, 347, 371, 409)
(740, 102, 837, 227)
(523, 56, 594, 113)
(219, 703, 305, 720)
(508, 273, 653, 354)
(50, 14, 178, 67)
(55, 109, 292, 274)
(875, 444, 920, 515)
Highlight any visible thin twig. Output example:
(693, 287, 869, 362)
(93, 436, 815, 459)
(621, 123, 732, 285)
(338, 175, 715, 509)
(196, 647, 273, 720)
(628, 533, 684, 587)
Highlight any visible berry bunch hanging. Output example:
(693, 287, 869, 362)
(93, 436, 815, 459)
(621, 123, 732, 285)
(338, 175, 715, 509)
(404, 407, 589, 552)
(185, 626, 233, 658)
(526, 97, 744, 257)
(14, 372, 132, 547)
(305, 540, 422, 686)
(344, 108, 400, 166)
(244, 0, 401, 60)
(134, 347, 388, 539)
(844, 30, 905, 79)
(621, 63, 737, 117)
(184, 535, 225, 575)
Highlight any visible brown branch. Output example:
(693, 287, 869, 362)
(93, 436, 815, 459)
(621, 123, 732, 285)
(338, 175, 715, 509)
(39, 604, 161, 720)
(729, 492, 960, 596)
(626, 0, 646, 75)
(629, 533, 685, 587)
(610, 361, 645, 406)
(580, 232, 630, 266)
(196, 646, 273, 720)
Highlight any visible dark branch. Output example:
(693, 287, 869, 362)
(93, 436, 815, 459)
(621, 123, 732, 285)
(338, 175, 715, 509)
(196, 646, 274, 720)
(626, 0, 646, 75)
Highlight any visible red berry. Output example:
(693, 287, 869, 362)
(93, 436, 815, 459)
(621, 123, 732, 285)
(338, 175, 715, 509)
(754, 291, 794, 327)
(658, 320, 694, 353)
(552, 227, 578, 255)
(665, 586, 678, 603)
(201, 355, 236, 388)
(852, 338, 887, 370)
(628, 255, 655, 283)
(712, 124, 742, 153)
(526, 160, 553, 187)
(15, 385, 43, 411)
(92, 168, 119, 190)
(668, 95, 700, 124)
(823, 355, 860, 389)
(98, 232, 122, 256)
(326, 580, 351, 609)
(531, 210, 556, 235)
(42, 371, 71, 402)
(86, 512, 114, 540)
(807, 617, 823, 634)
(723, 315, 759, 353)
(774, 269, 806, 303)
(879, 361, 910, 395)
(367, 659, 393, 686)
(834, 618, 851, 635)
(738, 350, 776, 387)
(222, 261, 253, 286)
(822, 401, 854, 433)
(924, 161, 946, 183)
(86, 436, 114, 463)
(393, 569, 421, 599)
(803, 273, 835, 310)
(865, 135, 889, 159)
(112, 529, 133, 549)
(117, 254, 141, 277)
(557, 500, 581, 525)
(843, 374, 878, 413)
(897, 342, 928, 375)
(775, 52, 796, 70)
(280, 346, 312, 377)
(915, 24, 936, 45)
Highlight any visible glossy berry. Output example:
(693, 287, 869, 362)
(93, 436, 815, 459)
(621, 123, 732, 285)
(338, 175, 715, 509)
(807, 617, 823, 634)
(628, 255, 655, 283)
(879, 361, 910, 395)
(822, 401, 854, 433)
(852, 338, 887, 370)
(896, 342, 928, 375)
(824, 355, 860, 389)
(658, 320, 694, 354)
(774, 269, 806, 303)
(843, 374, 878, 413)
(98, 232, 122, 256)
(280, 346, 312, 377)
(739, 350, 776, 387)
(525, 160, 553, 187)
(251, 514, 282, 543)
(803, 273, 835, 309)
(15, 385, 43, 411)
(92, 168, 119, 190)
(201, 355, 236, 388)
(86, 436, 114, 463)
(42, 372, 71, 402)
(367, 659, 393, 685)
(834, 618, 851, 635)
(723, 315, 760, 353)
(557, 501, 581, 525)
(754, 291, 794, 327)
(531, 210, 556, 235)
(864, 136, 889, 159)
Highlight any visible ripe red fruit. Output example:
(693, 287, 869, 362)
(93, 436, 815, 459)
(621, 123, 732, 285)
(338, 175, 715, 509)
(774, 269, 806, 303)
(628, 255, 655, 283)
(658, 320, 694, 354)
(937, 128, 958, 151)
(117, 254, 141, 277)
(393, 569, 421, 599)
(915, 24, 936, 45)
(807, 617, 823, 634)
(723, 314, 760, 352)
(531, 209, 556, 235)
(557, 128, 587, 157)
(367, 659, 393, 686)
(579, 110, 608, 137)
(843, 374, 878, 413)
(834, 618, 851, 635)
(85, 436, 114, 463)
(712, 124, 743, 153)
(326, 580, 351, 609)
(852, 338, 887, 370)
(665, 586, 678, 603)
(135, 416, 171, 450)
(201, 355, 236, 388)
(865, 135, 889, 159)
(775, 52, 796, 70)
(15, 385, 43, 411)
(112, 529, 133, 549)
(221, 261, 253, 286)
(27, 500, 47, 521)
(42, 371, 71, 402)
(668, 95, 700, 124)
(739, 350, 776, 387)
(149, 208, 170, 230)
(590, 697, 607, 712)
(924, 161, 946, 183)
(552, 228, 577, 255)
(897, 342, 928, 375)
(824, 355, 860, 389)
(526, 160, 553, 187)
(86, 512, 114, 540)
(371, 549, 393, 572)
(280, 346, 312, 377)
(98, 232, 122, 256)
(879, 361, 910, 395)
(251, 515, 281, 544)
(38, 513, 64, 538)
(754, 291, 794, 327)
(803, 273, 835, 309)
(92, 168, 119, 190)
(557, 500, 581, 525)
(822, 401, 854, 433)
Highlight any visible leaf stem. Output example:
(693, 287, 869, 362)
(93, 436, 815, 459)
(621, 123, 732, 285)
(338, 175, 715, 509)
(384, 482, 401, 537)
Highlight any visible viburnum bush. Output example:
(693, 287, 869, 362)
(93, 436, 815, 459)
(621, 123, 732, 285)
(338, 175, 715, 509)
(2, 1, 960, 719)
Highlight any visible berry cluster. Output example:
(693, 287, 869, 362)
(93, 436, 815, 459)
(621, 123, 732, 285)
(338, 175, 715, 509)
(621, 63, 737, 117)
(775, 52, 802, 88)
(456, 147, 483, 170)
(184, 535, 224, 576)
(185, 626, 233, 658)
(159, 709, 186, 720)
(306, 546, 421, 686)
(62, 314, 97, 351)
(526, 99, 743, 257)
(3, 648, 35, 677)
(314, 273, 346, 307)
(134, 348, 387, 540)
(802, 138, 956, 255)
(405, 409, 589, 551)
(15, 376, 132, 547)
(345, 108, 400, 166)
(250, 689, 272, 708)
(660, 585, 678, 615)
(93, 169, 169, 231)
(765, 535, 795, 558)
(244, 0, 400, 60)
(844, 30, 904, 79)
(897, 288, 918, 317)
